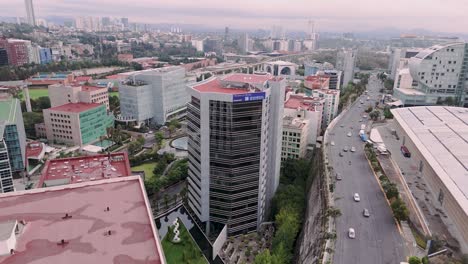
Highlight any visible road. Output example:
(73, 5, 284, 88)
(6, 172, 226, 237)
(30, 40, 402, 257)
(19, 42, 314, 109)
(328, 74, 406, 264)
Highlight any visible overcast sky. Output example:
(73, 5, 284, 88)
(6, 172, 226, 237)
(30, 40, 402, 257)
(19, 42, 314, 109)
(2, 0, 468, 33)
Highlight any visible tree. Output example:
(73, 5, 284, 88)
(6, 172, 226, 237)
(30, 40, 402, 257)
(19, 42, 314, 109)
(383, 107, 394, 119)
(22, 112, 44, 138)
(408, 256, 422, 264)
(109, 95, 120, 112)
(369, 110, 381, 121)
(391, 198, 409, 222)
(383, 182, 399, 200)
(155, 131, 164, 148)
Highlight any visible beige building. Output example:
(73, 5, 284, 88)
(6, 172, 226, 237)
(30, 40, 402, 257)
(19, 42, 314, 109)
(48, 84, 109, 110)
(392, 106, 468, 253)
(43, 103, 114, 146)
(311, 89, 340, 127)
(281, 116, 309, 160)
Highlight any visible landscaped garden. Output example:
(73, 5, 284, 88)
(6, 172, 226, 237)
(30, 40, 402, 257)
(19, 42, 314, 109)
(162, 218, 207, 264)
(131, 162, 157, 181)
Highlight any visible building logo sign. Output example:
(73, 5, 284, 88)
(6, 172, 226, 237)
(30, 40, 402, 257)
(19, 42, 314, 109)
(232, 92, 265, 102)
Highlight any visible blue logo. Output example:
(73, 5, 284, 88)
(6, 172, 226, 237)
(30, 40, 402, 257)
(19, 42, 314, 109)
(233, 92, 265, 102)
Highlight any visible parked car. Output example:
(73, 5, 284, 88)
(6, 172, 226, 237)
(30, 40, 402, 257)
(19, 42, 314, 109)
(401, 145, 411, 158)
(353, 193, 360, 202)
(348, 228, 356, 239)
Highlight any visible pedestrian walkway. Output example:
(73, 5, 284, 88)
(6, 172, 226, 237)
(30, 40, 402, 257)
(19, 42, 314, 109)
(401, 221, 427, 258)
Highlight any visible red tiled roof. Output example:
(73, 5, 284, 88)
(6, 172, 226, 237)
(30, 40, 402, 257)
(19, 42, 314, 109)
(192, 78, 250, 94)
(285, 94, 324, 112)
(0, 176, 164, 264)
(38, 153, 132, 188)
(47, 103, 101, 113)
(25, 142, 44, 160)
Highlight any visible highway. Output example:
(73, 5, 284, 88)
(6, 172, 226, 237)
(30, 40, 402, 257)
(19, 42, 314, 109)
(328, 74, 406, 264)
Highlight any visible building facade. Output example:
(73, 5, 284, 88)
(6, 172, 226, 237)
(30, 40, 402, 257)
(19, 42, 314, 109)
(186, 74, 285, 236)
(43, 103, 114, 146)
(119, 67, 188, 125)
(336, 49, 357, 86)
(0, 140, 14, 193)
(394, 43, 468, 107)
(0, 97, 26, 176)
(0, 48, 8, 66)
(0, 38, 31, 66)
(48, 84, 109, 110)
(264, 61, 296, 77)
(311, 89, 340, 127)
(281, 116, 309, 160)
(24, 0, 36, 26)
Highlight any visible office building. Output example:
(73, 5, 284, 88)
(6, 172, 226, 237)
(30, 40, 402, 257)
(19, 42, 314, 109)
(239, 33, 249, 54)
(38, 47, 53, 64)
(48, 83, 109, 110)
(311, 89, 340, 127)
(121, 17, 129, 29)
(0, 96, 26, 176)
(281, 116, 309, 160)
(393, 43, 468, 106)
(393, 68, 417, 90)
(119, 67, 188, 126)
(273, 40, 288, 51)
(186, 73, 286, 236)
(0, 48, 7, 66)
(203, 38, 222, 54)
(27, 72, 74, 86)
(0, 38, 31, 66)
(38, 152, 131, 188)
(323, 70, 342, 90)
(388, 48, 423, 80)
(43, 103, 114, 146)
(191, 39, 204, 52)
(264, 61, 296, 77)
(0, 176, 165, 263)
(304, 61, 334, 76)
(392, 106, 468, 253)
(24, 0, 36, 26)
(0, 140, 14, 193)
(336, 49, 357, 86)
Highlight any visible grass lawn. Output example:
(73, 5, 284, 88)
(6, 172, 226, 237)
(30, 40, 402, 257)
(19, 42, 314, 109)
(24, 89, 49, 100)
(162, 219, 207, 264)
(131, 162, 156, 180)
(109, 91, 119, 97)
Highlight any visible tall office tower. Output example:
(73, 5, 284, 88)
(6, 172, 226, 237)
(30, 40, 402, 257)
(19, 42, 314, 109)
(121, 17, 129, 29)
(307, 19, 315, 39)
(224, 27, 230, 41)
(388, 48, 423, 80)
(119, 67, 188, 125)
(186, 73, 286, 236)
(239, 33, 249, 54)
(336, 49, 357, 86)
(393, 42, 468, 107)
(0, 96, 26, 179)
(24, 0, 36, 26)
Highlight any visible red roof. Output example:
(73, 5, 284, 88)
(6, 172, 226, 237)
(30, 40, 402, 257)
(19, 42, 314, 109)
(25, 142, 44, 160)
(106, 74, 121, 80)
(47, 103, 101, 113)
(81, 85, 106, 92)
(222, 73, 272, 84)
(192, 78, 250, 94)
(38, 152, 132, 188)
(285, 94, 324, 112)
(74, 76, 92, 82)
(0, 176, 164, 264)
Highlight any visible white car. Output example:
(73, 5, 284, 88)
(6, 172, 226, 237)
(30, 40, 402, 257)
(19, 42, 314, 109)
(363, 209, 370, 217)
(347, 132, 352, 137)
(348, 228, 356, 239)
(363, 115, 368, 118)
(353, 193, 360, 202)
(351, 147, 356, 152)
(331, 141, 335, 146)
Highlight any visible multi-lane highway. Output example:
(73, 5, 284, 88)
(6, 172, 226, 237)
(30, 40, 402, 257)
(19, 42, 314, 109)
(328, 74, 406, 264)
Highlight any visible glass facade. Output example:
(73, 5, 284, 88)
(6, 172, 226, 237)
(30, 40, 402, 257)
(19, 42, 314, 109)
(80, 105, 114, 145)
(0, 140, 14, 192)
(4, 124, 24, 172)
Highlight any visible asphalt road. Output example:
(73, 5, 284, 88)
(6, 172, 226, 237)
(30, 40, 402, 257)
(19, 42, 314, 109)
(328, 74, 406, 264)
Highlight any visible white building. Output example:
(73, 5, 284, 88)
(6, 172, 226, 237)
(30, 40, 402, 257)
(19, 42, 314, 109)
(281, 116, 309, 160)
(303, 39, 317, 51)
(239, 33, 249, 54)
(311, 89, 340, 127)
(388, 48, 423, 80)
(336, 49, 357, 86)
(24, 0, 36, 26)
(119, 67, 188, 126)
(48, 84, 109, 110)
(263, 61, 296, 77)
(191, 39, 204, 52)
(186, 73, 285, 236)
(394, 43, 468, 106)
(393, 68, 416, 90)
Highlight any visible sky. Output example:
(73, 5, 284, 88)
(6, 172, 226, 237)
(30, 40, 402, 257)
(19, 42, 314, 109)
(2, 0, 468, 34)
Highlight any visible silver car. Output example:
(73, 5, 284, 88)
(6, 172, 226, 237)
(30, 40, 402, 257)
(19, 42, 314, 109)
(343, 146, 349, 152)
(348, 228, 356, 239)
(363, 209, 370, 217)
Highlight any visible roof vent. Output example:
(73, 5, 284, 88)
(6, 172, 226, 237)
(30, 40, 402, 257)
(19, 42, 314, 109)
(62, 213, 72, 220)
(57, 239, 69, 246)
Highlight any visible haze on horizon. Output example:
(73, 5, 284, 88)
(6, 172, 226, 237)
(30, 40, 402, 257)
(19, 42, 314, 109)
(1, 0, 468, 34)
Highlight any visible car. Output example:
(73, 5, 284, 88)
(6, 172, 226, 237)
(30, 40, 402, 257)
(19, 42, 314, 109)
(343, 146, 349, 152)
(340, 124, 344, 128)
(359, 119, 363, 122)
(347, 132, 352, 137)
(331, 141, 335, 146)
(363, 115, 368, 118)
(353, 193, 360, 202)
(351, 147, 356, 152)
(148, 130, 154, 134)
(348, 228, 356, 239)
(363, 209, 370, 217)
(336, 173, 342, 181)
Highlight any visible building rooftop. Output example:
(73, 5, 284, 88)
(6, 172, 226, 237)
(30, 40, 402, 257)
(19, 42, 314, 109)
(0, 97, 19, 123)
(392, 106, 468, 217)
(25, 142, 45, 160)
(81, 85, 106, 92)
(285, 94, 323, 112)
(47, 102, 102, 113)
(0, 176, 164, 264)
(192, 74, 274, 95)
(283, 115, 308, 130)
(395, 88, 426, 96)
(192, 78, 249, 94)
(74, 76, 92, 82)
(221, 73, 272, 85)
(38, 152, 132, 188)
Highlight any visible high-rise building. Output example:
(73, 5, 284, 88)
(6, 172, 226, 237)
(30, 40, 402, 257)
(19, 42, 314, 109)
(119, 67, 188, 125)
(224, 26, 230, 41)
(336, 49, 357, 86)
(0, 140, 14, 193)
(239, 33, 249, 54)
(121, 17, 129, 29)
(186, 73, 286, 236)
(388, 48, 423, 80)
(0, 48, 8, 66)
(311, 89, 340, 127)
(24, 0, 36, 26)
(0, 96, 26, 178)
(0, 38, 31, 66)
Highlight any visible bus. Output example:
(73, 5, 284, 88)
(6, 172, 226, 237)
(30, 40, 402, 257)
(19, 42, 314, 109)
(401, 145, 411, 158)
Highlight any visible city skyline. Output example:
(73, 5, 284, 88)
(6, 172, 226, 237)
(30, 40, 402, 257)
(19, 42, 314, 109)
(0, 0, 467, 34)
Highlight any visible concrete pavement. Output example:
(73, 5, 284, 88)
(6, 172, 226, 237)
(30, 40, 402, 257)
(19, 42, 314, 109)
(327, 74, 406, 263)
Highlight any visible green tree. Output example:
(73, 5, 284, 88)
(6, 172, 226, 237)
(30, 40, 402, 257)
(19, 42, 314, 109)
(370, 110, 381, 121)
(109, 95, 120, 112)
(383, 182, 399, 200)
(391, 198, 409, 222)
(408, 256, 422, 264)
(22, 112, 44, 138)
(155, 131, 164, 148)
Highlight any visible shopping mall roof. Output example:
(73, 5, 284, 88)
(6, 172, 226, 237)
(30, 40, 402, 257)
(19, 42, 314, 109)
(47, 102, 101, 113)
(0, 176, 164, 264)
(392, 106, 468, 216)
(38, 152, 132, 188)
